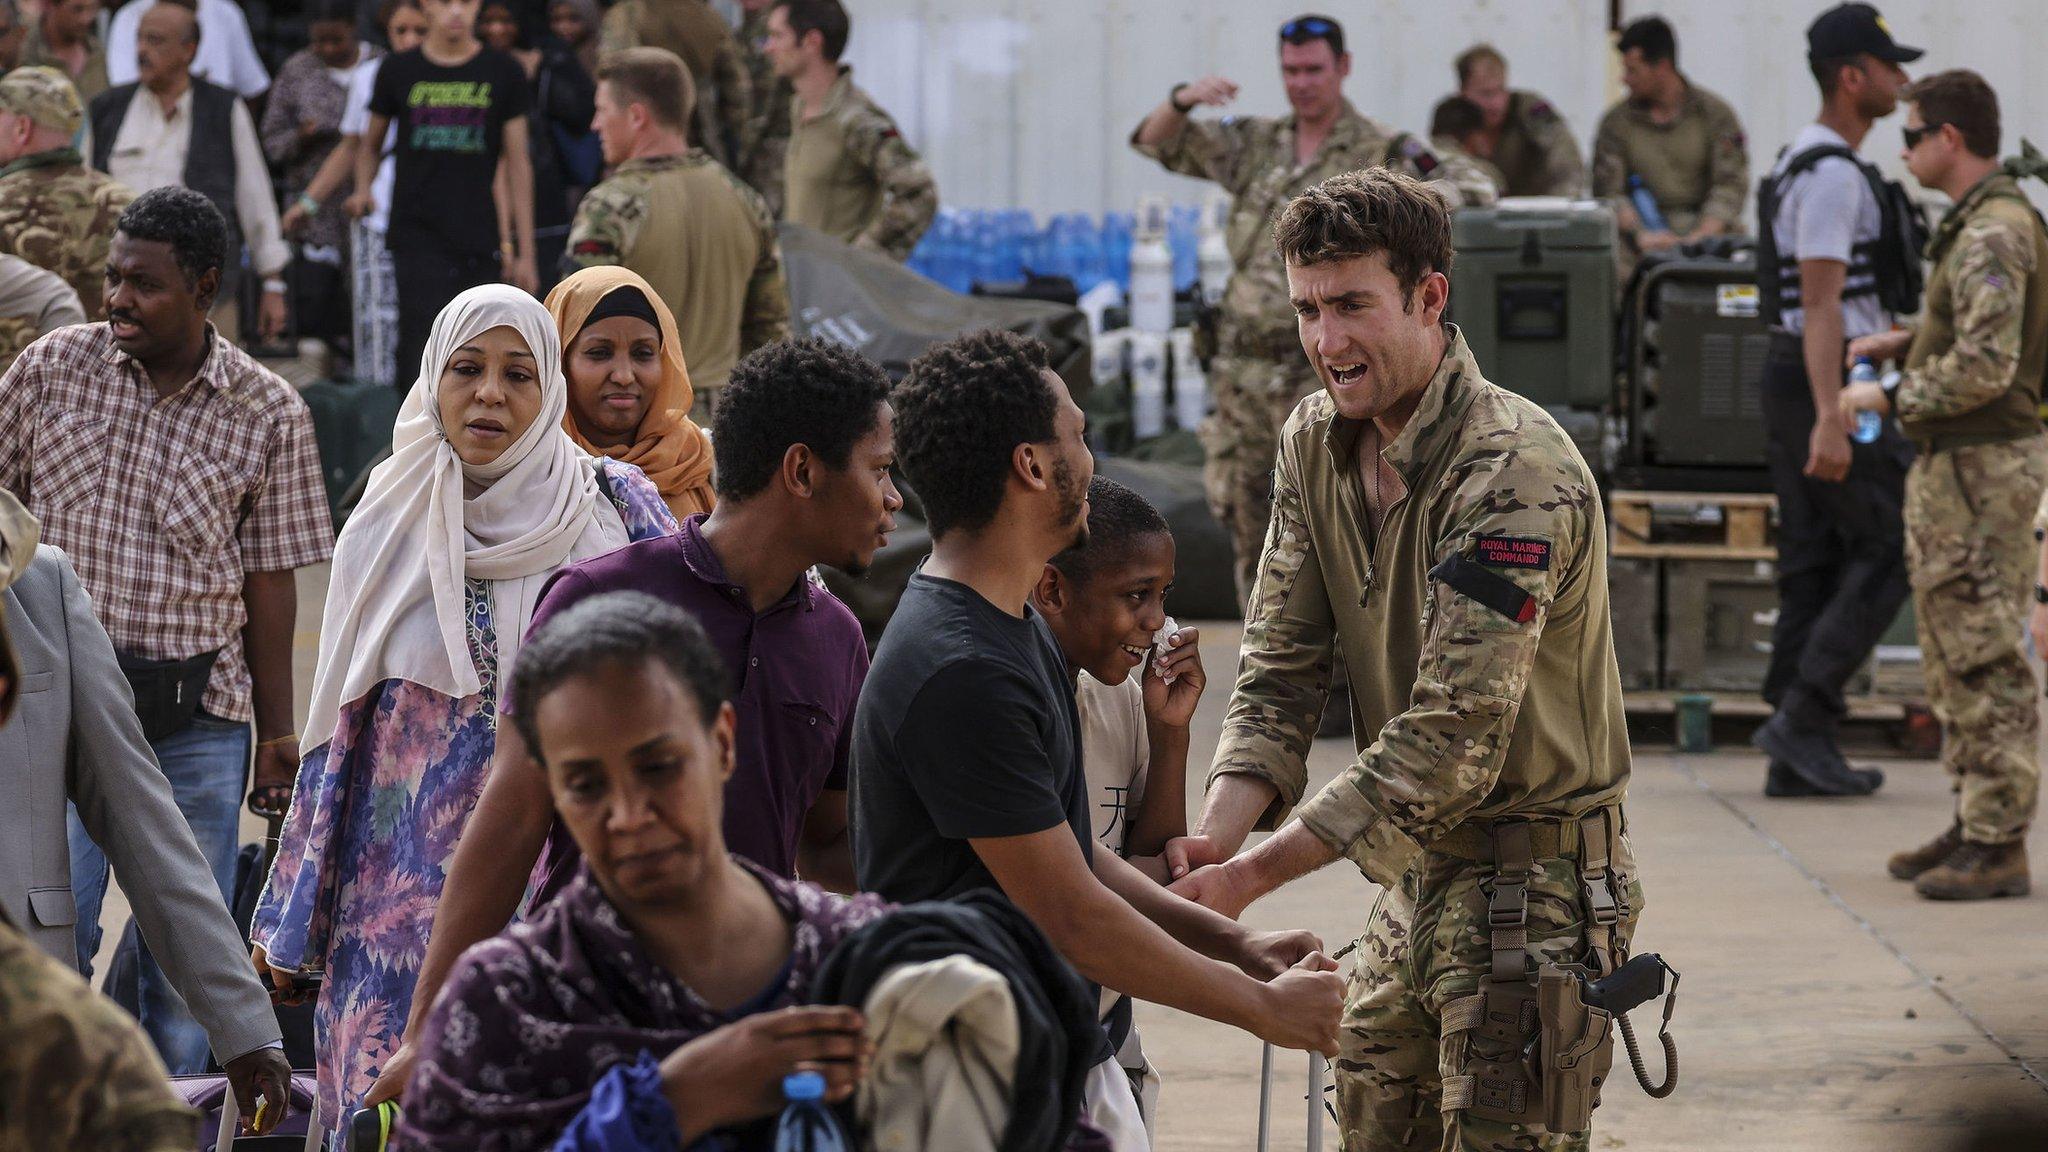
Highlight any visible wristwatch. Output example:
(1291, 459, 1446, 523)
(261, 277, 287, 295)
(1169, 83, 1196, 114)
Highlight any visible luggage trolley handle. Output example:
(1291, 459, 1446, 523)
(214, 1082, 322, 1152)
(1256, 1043, 1329, 1152)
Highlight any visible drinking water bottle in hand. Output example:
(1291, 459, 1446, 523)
(1848, 357, 1884, 444)
(774, 1071, 849, 1152)
(1627, 175, 1669, 234)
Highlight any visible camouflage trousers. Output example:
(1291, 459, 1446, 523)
(1903, 435, 2048, 845)
(1200, 351, 1323, 602)
(1336, 850, 1644, 1151)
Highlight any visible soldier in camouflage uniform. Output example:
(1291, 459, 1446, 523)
(1432, 44, 1585, 198)
(0, 67, 133, 322)
(764, 0, 935, 261)
(0, 253, 84, 370)
(0, 491, 194, 1152)
(1167, 171, 1640, 1151)
(570, 47, 790, 404)
(1130, 15, 1496, 600)
(737, 0, 791, 217)
(1592, 17, 1749, 268)
(1840, 72, 2048, 901)
(600, 0, 753, 168)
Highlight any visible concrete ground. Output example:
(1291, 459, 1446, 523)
(88, 580, 2048, 1150)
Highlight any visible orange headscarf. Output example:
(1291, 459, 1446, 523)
(547, 267, 716, 520)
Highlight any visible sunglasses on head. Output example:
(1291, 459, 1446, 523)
(1280, 16, 1337, 40)
(1902, 121, 1948, 149)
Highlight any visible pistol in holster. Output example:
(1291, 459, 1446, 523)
(1448, 811, 1679, 1136)
(1191, 298, 1219, 370)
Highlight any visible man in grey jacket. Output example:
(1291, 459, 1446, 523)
(0, 489, 290, 1133)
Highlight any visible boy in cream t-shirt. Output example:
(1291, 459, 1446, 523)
(1031, 475, 1208, 1131)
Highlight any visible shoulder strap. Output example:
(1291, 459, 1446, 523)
(1777, 143, 1858, 183)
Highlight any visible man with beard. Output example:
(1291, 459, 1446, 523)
(851, 329, 1345, 1149)
(362, 337, 901, 1105)
(1751, 3, 1920, 796)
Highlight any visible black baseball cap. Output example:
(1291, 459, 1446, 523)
(1806, 3, 1923, 63)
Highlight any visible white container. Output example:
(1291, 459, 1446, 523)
(1128, 329, 1168, 440)
(1197, 193, 1232, 307)
(1091, 328, 1129, 395)
(1169, 328, 1208, 431)
(1130, 195, 1175, 334)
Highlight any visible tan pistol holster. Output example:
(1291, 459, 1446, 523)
(1440, 808, 1637, 1135)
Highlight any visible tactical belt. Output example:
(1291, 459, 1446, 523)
(1910, 427, 2037, 454)
(1438, 806, 1630, 1123)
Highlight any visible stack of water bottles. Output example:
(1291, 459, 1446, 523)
(907, 202, 1219, 306)
(1090, 193, 1232, 445)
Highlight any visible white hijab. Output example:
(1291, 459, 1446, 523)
(303, 284, 631, 750)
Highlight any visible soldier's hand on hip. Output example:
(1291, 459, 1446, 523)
(1180, 76, 1240, 109)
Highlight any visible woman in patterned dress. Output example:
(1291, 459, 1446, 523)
(250, 284, 679, 1131)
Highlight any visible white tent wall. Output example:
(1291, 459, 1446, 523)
(830, 0, 2048, 220)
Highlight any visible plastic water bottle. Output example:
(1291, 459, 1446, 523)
(1627, 174, 1669, 234)
(773, 1071, 848, 1152)
(1169, 203, 1200, 291)
(1128, 330, 1169, 439)
(1848, 357, 1885, 444)
(1129, 198, 1175, 334)
(1092, 327, 1129, 393)
(1196, 193, 1232, 307)
(1102, 212, 1134, 293)
(1169, 327, 1208, 431)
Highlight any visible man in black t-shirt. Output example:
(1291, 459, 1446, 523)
(353, 0, 537, 386)
(850, 330, 1344, 1148)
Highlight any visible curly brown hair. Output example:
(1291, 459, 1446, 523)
(1272, 168, 1454, 299)
(1904, 69, 2000, 160)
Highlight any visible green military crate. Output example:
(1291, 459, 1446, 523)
(1449, 201, 1616, 412)
(1608, 557, 1660, 691)
(1623, 254, 1772, 472)
(298, 378, 401, 527)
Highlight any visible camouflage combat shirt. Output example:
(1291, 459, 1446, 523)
(737, 3, 791, 216)
(1211, 327, 1631, 889)
(1131, 101, 1498, 356)
(0, 148, 134, 322)
(1592, 81, 1749, 236)
(1897, 170, 2048, 445)
(1433, 89, 1585, 198)
(783, 65, 937, 261)
(0, 909, 196, 1152)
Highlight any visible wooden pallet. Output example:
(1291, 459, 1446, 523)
(1622, 690, 1910, 722)
(1609, 490, 1777, 561)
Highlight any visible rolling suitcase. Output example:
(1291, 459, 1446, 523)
(174, 1071, 323, 1151)
(1255, 1045, 1328, 1152)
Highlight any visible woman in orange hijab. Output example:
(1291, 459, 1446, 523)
(546, 267, 716, 519)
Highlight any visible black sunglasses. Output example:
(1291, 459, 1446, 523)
(1903, 121, 1949, 149)
(1280, 17, 1337, 40)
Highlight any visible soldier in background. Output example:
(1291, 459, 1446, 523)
(1431, 43, 1584, 198)
(764, 0, 936, 261)
(567, 48, 789, 407)
(599, 0, 752, 168)
(1129, 12, 1496, 601)
(1839, 71, 2048, 900)
(1429, 95, 1509, 192)
(737, 0, 791, 217)
(1593, 16, 1749, 264)
(1166, 170, 1638, 1151)
(0, 67, 133, 322)
(0, 254, 84, 370)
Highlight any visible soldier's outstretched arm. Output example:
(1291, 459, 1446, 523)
(1292, 414, 1590, 891)
(1199, 402, 1336, 859)
(1129, 77, 1252, 190)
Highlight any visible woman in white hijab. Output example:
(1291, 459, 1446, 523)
(250, 285, 679, 1131)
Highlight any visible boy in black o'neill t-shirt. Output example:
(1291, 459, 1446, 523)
(355, 0, 536, 386)
(849, 330, 1346, 1150)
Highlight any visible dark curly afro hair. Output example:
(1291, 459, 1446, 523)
(115, 186, 228, 287)
(711, 338, 894, 501)
(892, 330, 1058, 539)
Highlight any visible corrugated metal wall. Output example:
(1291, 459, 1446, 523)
(833, 0, 2048, 218)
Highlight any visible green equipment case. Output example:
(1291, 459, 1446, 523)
(1449, 200, 1616, 412)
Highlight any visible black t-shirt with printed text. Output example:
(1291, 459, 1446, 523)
(369, 45, 531, 257)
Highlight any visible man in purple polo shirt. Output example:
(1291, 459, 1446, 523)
(365, 337, 899, 1106)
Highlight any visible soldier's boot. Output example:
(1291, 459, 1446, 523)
(1767, 759, 1885, 797)
(1912, 840, 2031, 901)
(1753, 685, 1881, 797)
(1886, 822, 1964, 880)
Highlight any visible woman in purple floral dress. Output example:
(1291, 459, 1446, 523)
(251, 285, 678, 1132)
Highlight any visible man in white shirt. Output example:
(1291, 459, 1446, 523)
(105, 0, 266, 99)
(85, 0, 286, 341)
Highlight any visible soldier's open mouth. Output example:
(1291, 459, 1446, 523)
(1331, 363, 1367, 385)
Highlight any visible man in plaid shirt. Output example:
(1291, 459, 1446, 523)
(0, 186, 332, 1072)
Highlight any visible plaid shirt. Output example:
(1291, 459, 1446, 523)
(0, 323, 333, 721)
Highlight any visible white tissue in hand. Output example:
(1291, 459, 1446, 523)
(1152, 616, 1180, 684)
